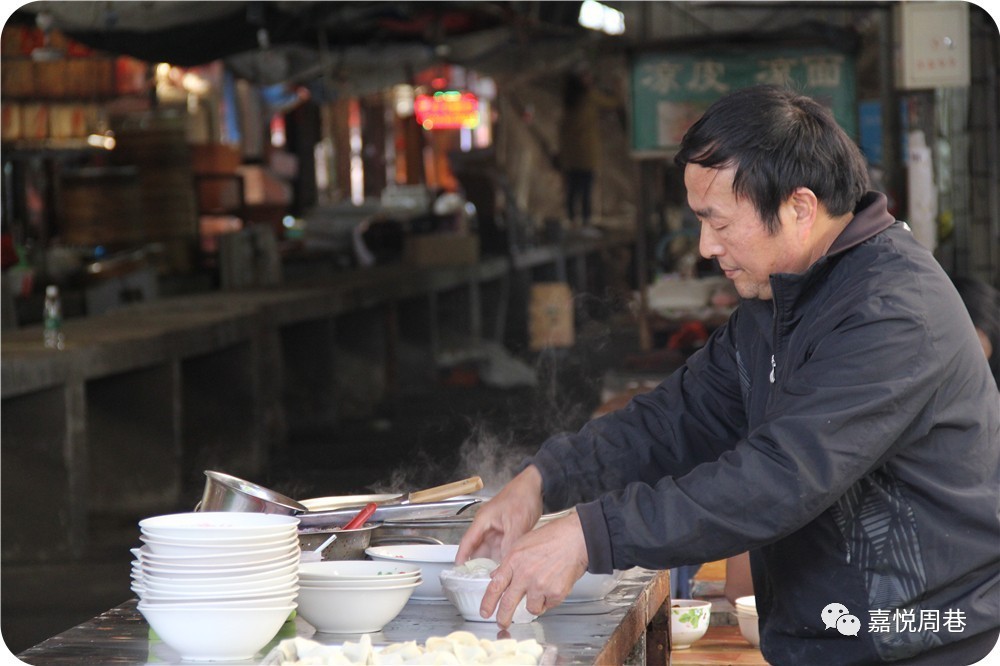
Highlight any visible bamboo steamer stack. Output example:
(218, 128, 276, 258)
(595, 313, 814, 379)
(59, 166, 144, 248)
(110, 111, 199, 274)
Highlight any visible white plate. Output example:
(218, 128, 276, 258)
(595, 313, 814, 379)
(139, 512, 300, 540)
(137, 550, 300, 575)
(137, 542, 299, 566)
(135, 558, 299, 581)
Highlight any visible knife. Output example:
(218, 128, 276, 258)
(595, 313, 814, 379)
(380, 476, 484, 506)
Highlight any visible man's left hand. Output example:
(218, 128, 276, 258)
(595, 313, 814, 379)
(480, 511, 589, 628)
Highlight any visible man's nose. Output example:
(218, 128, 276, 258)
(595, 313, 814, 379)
(699, 224, 723, 259)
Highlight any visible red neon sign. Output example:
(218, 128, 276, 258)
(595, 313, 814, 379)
(414, 91, 480, 130)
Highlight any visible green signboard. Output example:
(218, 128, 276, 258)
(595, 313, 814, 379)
(630, 48, 857, 156)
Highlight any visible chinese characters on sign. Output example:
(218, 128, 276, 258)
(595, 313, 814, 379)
(629, 49, 856, 155)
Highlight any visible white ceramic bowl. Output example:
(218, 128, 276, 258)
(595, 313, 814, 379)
(295, 580, 419, 633)
(298, 560, 422, 581)
(297, 575, 421, 589)
(670, 599, 712, 649)
(438, 569, 536, 624)
(139, 512, 300, 540)
(137, 603, 294, 661)
(735, 595, 760, 647)
(365, 544, 458, 600)
(565, 571, 623, 602)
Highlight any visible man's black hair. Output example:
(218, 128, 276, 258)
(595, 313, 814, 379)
(674, 85, 870, 234)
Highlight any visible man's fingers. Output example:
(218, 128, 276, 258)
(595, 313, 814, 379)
(525, 592, 547, 616)
(480, 565, 510, 620)
(494, 583, 527, 629)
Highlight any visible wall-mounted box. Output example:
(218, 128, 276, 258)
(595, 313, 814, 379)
(894, 2, 970, 89)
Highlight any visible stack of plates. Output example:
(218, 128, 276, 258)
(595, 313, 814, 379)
(132, 512, 301, 661)
(295, 561, 422, 633)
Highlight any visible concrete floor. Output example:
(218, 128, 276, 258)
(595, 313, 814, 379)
(1, 322, 653, 656)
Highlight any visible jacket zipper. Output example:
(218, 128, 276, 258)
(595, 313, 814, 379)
(769, 354, 776, 384)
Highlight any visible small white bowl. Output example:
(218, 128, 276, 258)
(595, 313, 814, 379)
(438, 569, 536, 624)
(139, 512, 300, 540)
(734, 595, 760, 647)
(137, 603, 294, 661)
(295, 580, 418, 633)
(365, 544, 458, 600)
(565, 571, 623, 602)
(670, 599, 712, 649)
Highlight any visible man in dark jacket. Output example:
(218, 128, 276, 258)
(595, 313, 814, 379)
(457, 85, 999, 665)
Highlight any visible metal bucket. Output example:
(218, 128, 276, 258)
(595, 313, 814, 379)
(196, 470, 308, 515)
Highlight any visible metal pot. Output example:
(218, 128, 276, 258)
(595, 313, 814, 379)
(298, 524, 378, 560)
(372, 505, 571, 546)
(196, 470, 308, 515)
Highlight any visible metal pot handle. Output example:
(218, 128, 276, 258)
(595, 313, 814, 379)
(370, 535, 445, 546)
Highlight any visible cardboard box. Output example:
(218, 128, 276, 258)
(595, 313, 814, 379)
(529, 282, 575, 350)
(404, 233, 480, 267)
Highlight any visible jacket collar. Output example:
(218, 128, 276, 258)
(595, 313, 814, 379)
(826, 192, 896, 257)
(765, 192, 897, 318)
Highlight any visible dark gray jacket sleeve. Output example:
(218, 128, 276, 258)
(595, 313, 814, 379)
(529, 318, 748, 573)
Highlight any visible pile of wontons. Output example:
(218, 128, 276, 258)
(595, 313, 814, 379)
(262, 631, 546, 665)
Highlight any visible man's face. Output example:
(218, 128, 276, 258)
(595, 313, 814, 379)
(684, 164, 809, 301)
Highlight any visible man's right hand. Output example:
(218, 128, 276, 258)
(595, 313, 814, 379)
(455, 465, 545, 565)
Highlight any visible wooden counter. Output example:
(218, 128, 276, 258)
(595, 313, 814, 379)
(17, 567, 669, 665)
(671, 625, 769, 665)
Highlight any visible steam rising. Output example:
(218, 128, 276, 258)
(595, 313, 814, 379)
(360, 286, 627, 497)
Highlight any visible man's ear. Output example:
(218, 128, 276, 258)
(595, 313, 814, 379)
(788, 187, 819, 236)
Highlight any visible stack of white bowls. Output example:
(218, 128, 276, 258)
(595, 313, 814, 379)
(734, 595, 760, 647)
(132, 512, 301, 661)
(296, 560, 422, 633)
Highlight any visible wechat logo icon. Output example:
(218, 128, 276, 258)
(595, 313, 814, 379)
(822, 603, 860, 637)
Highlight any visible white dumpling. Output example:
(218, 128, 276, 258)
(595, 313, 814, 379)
(296, 653, 354, 666)
(381, 641, 423, 660)
(423, 651, 461, 665)
(515, 640, 544, 659)
(372, 652, 404, 666)
(425, 636, 455, 653)
(340, 634, 374, 665)
(481, 638, 518, 656)
(453, 642, 488, 663)
(261, 637, 315, 665)
(445, 630, 480, 646)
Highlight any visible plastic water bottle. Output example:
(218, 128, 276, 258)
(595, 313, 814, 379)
(43, 284, 64, 350)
